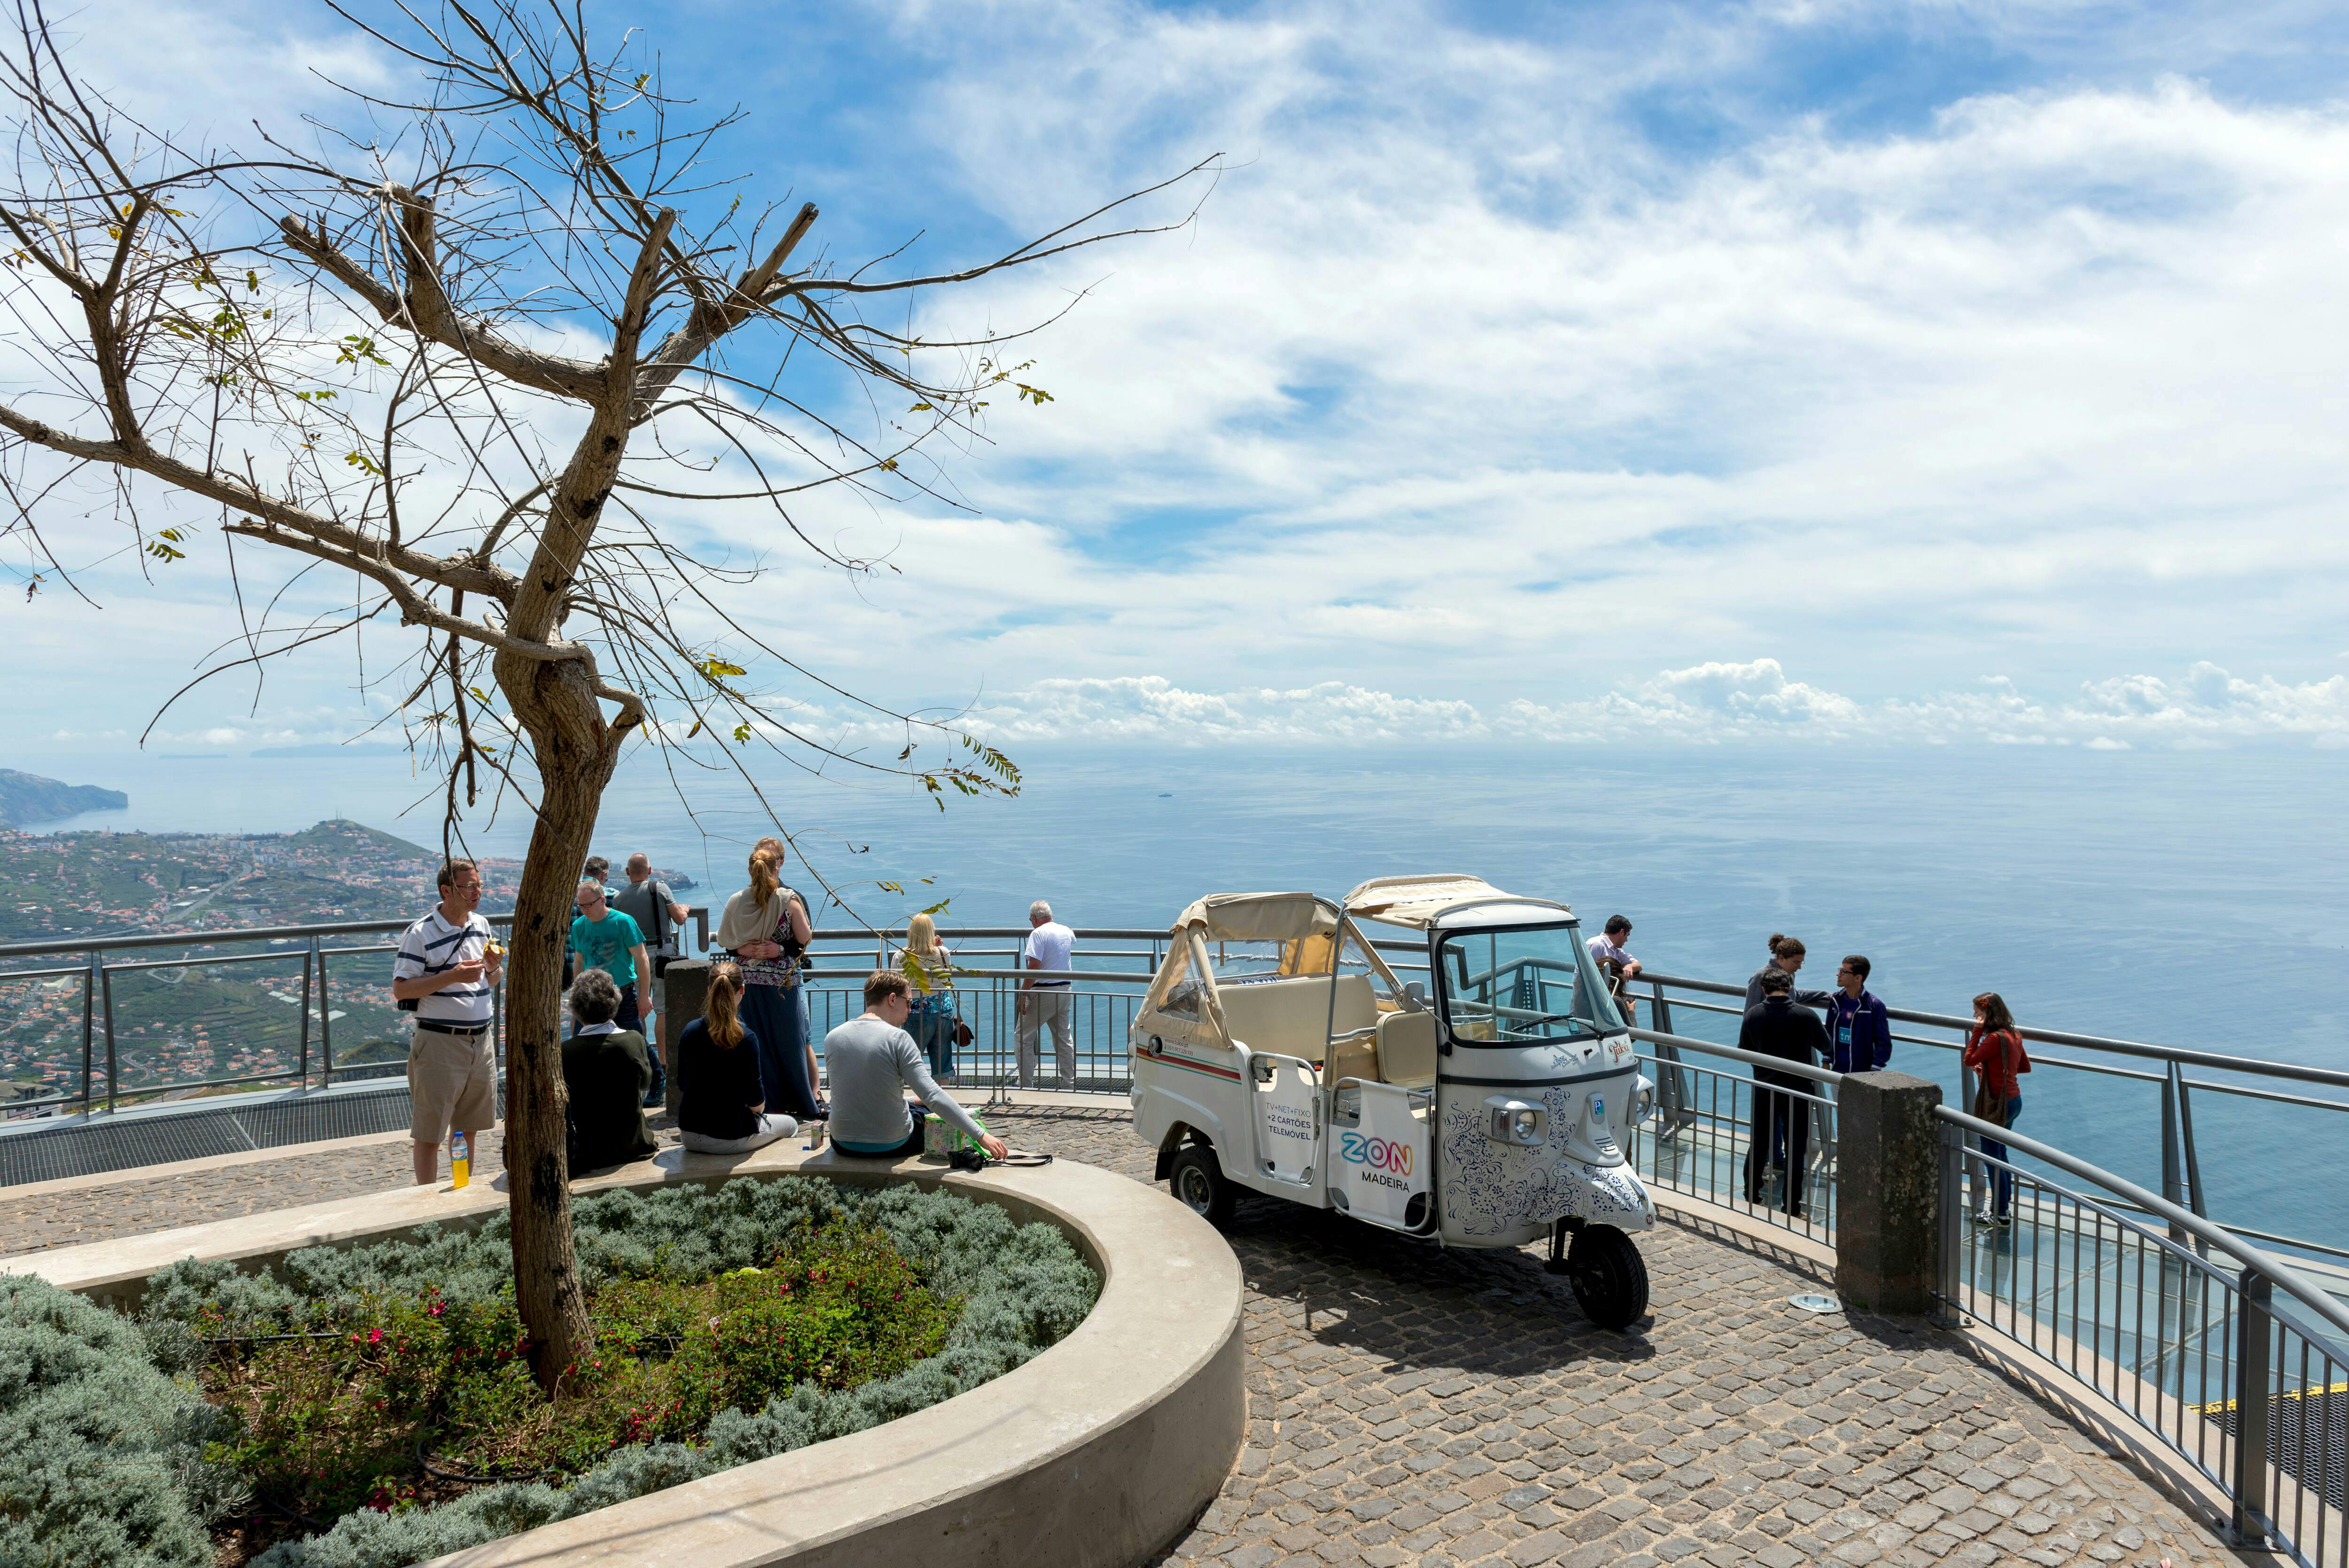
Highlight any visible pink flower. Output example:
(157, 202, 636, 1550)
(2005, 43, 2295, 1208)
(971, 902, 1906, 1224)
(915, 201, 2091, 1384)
(368, 1327, 384, 1344)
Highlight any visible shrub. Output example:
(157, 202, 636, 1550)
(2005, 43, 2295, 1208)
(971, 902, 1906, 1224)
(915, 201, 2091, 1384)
(0, 1273, 246, 1568)
(124, 1177, 1099, 1568)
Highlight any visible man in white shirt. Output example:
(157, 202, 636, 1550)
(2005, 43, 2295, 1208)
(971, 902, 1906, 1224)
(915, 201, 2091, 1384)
(1016, 899, 1077, 1089)
(1587, 914, 1640, 1026)
(392, 860, 503, 1185)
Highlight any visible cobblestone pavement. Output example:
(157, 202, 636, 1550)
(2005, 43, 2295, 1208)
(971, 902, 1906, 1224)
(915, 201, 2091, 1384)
(0, 1102, 2239, 1568)
(981, 1106, 2234, 1568)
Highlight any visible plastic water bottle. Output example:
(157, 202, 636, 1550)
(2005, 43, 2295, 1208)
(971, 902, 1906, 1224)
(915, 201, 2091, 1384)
(451, 1130, 471, 1190)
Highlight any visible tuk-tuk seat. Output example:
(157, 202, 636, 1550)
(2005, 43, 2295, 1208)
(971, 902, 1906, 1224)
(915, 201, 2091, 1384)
(1219, 974, 1378, 1064)
(1376, 1009, 1438, 1087)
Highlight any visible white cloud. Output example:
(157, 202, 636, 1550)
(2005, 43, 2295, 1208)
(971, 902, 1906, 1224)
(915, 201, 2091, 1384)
(958, 659, 2349, 747)
(8, 0, 2348, 756)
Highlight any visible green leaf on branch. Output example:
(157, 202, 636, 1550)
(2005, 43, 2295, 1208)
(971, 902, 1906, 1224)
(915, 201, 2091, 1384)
(699, 658, 747, 682)
(731, 722, 753, 744)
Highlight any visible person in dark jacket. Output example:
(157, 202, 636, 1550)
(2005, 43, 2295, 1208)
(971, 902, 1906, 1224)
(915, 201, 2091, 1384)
(1740, 968, 1829, 1218)
(1822, 955, 1893, 1073)
(561, 969, 657, 1173)
(1745, 933, 1836, 1010)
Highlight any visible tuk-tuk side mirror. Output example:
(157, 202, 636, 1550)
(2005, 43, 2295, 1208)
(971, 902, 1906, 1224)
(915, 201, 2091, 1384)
(1401, 981, 1427, 1011)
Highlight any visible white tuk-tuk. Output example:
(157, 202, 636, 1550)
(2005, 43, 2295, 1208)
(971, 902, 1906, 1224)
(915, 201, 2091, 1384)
(1128, 875, 1657, 1328)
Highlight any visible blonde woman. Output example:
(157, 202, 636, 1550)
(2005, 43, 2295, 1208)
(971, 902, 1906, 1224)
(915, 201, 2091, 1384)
(714, 838, 821, 1119)
(894, 911, 958, 1081)
(675, 962, 796, 1154)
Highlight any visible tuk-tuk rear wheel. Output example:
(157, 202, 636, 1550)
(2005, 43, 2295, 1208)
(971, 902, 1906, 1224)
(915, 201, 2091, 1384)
(1169, 1146, 1234, 1226)
(1566, 1224, 1649, 1330)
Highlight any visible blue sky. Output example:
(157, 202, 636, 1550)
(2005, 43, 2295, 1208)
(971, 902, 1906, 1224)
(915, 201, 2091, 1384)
(6, 0, 2349, 754)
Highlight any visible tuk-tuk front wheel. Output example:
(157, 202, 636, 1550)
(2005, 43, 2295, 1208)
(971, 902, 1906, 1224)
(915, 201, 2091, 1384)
(1567, 1224, 1649, 1330)
(1169, 1146, 1234, 1226)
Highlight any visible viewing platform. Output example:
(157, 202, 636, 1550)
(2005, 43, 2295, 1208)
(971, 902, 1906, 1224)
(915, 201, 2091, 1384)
(0, 1095, 2253, 1568)
(0, 916, 2341, 1568)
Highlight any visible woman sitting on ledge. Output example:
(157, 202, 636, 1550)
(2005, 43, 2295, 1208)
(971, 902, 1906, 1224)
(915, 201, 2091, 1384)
(827, 970, 1008, 1160)
(562, 968, 658, 1173)
(676, 961, 798, 1156)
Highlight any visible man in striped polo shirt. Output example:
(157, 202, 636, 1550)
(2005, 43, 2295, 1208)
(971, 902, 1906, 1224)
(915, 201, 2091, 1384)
(392, 859, 504, 1185)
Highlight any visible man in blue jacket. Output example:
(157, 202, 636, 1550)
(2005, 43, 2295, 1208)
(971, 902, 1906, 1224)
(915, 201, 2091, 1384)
(1823, 955, 1892, 1073)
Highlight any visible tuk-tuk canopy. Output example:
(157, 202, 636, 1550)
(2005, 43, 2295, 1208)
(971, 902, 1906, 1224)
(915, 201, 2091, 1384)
(1342, 873, 1575, 930)
(1172, 891, 1339, 945)
(1136, 892, 1404, 1055)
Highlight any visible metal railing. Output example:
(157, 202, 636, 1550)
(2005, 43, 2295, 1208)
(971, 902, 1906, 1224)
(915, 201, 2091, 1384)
(0, 910, 712, 1116)
(1625, 1026, 1844, 1249)
(798, 927, 1169, 1096)
(1936, 1104, 2348, 1568)
(1632, 968, 2349, 1266)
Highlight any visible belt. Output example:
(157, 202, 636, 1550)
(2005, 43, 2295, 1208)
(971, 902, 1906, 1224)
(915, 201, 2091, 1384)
(1031, 981, 1071, 989)
(415, 1018, 491, 1038)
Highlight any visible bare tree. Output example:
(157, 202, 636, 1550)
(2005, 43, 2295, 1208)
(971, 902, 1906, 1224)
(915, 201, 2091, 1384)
(0, 0, 1207, 1386)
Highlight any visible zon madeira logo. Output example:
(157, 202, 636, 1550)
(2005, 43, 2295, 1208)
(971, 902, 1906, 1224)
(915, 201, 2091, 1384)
(1338, 1131, 1414, 1190)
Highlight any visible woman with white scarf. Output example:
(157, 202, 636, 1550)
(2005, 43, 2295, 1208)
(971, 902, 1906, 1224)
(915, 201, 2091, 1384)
(714, 837, 822, 1119)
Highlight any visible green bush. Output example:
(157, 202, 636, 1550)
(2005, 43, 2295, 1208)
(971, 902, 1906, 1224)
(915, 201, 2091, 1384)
(124, 1177, 1098, 1568)
(0, 1274, 247, 1568)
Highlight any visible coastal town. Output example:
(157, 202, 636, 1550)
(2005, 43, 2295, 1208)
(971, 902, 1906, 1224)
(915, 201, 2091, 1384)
(0, 820, 520, 1112)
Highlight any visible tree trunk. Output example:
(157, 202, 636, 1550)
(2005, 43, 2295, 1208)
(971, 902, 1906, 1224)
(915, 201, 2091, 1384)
(497, 650, 622, 1390)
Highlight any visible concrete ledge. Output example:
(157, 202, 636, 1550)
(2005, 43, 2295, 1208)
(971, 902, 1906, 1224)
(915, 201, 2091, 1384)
(6, 1138, 1247, 1568)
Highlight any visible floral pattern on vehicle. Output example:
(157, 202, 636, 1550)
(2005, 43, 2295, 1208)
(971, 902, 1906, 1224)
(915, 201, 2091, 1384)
(1437, 1075, 1657, 1239)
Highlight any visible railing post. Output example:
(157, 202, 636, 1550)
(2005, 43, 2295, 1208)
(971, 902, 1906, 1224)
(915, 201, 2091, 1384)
(315, 943, 333, 1082)
(99, 958, 117, 1113)
(2161, 1063, 2187, 1245)
(2231, 1266, 2273, 1548)
(2171, 1060, 2207, 1219)
(1959, 1061, 1981, 1218)
(78, 954, 95, 1115)
(1935, 1118, 1964, 1326)
(298, 937, 314, 1084)
(297, 939, 313, 1088)
(1649, 979, 1688, 1131)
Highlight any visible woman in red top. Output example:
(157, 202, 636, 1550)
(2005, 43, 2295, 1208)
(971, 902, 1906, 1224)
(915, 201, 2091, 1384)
(1962, 992, 2030, 1225)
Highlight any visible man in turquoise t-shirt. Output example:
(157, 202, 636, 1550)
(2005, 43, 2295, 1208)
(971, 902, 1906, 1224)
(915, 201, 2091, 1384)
(570, 880, 652, 1044)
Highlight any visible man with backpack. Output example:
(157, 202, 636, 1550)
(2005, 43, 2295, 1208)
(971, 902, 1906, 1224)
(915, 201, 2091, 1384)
(610, 852, 690, 1110)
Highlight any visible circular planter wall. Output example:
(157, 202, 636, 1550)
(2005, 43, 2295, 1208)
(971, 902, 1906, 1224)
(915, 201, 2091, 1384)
(7, 1138, 1247, 1568)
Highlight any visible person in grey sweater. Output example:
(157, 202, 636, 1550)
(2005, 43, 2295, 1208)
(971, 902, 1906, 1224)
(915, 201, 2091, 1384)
(826, 970, 1009, 1160)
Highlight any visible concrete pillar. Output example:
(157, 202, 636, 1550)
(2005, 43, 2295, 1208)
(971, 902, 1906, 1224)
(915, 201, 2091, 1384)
(662, 959, 709, 1118)
(1836, 1070, 1943, 1315)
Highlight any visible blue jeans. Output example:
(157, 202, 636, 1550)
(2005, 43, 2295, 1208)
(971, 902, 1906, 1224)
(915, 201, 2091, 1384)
(910, 1002, 956, 1079)
(1980, 1095, 2021, 1217)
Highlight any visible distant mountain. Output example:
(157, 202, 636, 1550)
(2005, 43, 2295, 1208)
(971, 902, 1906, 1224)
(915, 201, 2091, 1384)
(0, 769, 126, 828)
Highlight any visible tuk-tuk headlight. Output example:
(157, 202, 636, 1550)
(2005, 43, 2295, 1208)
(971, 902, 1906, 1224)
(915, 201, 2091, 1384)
(1484, 1097, 1545, 1146)
(1633, 1075, 1656, 1125)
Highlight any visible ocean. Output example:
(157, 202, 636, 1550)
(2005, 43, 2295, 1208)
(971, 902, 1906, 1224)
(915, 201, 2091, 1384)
(14, 741, 2347, 1252)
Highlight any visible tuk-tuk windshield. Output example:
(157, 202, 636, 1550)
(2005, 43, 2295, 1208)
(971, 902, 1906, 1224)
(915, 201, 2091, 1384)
(1436, 923, 1627, 1045)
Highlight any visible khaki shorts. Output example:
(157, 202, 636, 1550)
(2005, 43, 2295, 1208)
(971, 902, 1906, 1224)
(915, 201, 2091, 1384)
(408, 1026, 497, 1144)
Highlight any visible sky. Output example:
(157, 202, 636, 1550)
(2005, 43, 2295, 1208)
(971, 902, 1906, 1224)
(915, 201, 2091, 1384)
(5, 0, 2349, 759)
